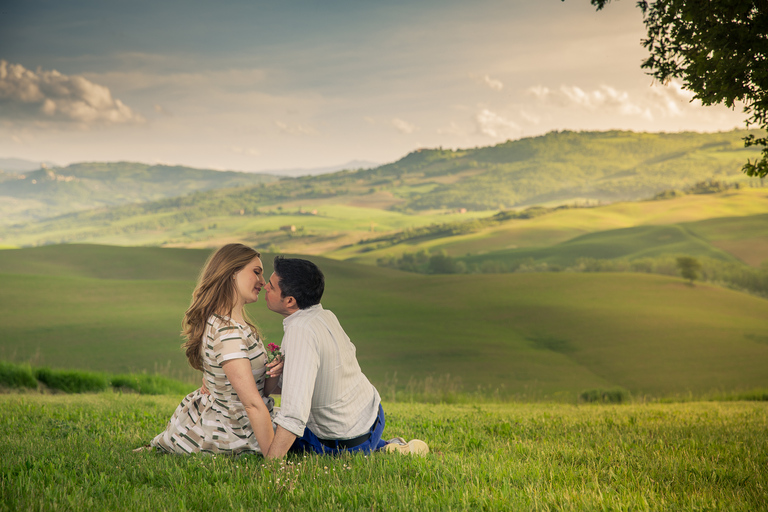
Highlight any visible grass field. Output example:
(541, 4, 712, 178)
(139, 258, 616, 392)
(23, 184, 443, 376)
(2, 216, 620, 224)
(1, 393, 766, 511)
(460, 223, 745, 269)
(0, 199, 495, 252)
(2, 245, 767, 399)
(336, 188, 768, 264)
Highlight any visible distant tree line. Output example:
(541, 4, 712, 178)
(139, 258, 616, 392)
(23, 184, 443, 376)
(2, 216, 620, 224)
(652, 179, 765, 201)
(359, 206, 565, 252)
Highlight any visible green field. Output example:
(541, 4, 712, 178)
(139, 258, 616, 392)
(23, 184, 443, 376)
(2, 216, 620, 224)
(2, 244, 767, 399)
(338, 188, 768, 265)
(461, 223, 742, 268)
(2, 394, 766, 511)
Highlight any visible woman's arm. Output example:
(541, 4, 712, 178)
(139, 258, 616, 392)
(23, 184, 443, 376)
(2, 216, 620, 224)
(222, 358, 274, 454)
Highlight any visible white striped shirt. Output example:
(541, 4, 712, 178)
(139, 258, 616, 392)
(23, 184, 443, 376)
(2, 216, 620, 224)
(273, 304, 381, 439)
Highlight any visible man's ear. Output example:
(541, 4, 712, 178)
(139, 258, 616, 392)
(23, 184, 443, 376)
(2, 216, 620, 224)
(284, 296, 298, 309)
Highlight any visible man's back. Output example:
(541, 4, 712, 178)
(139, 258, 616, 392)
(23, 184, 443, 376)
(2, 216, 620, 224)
(274, 304, 381, 440)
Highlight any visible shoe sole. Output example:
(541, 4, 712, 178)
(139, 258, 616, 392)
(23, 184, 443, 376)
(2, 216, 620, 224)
(384, 439, 429, 455)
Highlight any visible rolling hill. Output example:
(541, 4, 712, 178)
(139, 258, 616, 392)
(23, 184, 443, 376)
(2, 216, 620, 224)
(1, 245, 766, 398)
(0, 129, 763, 249)
(336, 188, 768, 267)
(0, 161, 279, 225)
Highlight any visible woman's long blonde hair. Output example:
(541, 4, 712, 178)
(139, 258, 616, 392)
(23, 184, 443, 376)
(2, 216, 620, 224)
(182, 243, 261, 370)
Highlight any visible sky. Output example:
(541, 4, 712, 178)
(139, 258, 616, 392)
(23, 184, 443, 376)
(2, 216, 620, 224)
(0, 0, 747, 174)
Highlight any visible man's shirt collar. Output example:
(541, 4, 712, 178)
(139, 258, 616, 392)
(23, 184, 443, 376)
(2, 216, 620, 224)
(283, 303, 323, 329)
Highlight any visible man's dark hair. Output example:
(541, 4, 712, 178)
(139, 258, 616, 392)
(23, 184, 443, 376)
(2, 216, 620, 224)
(273, 256, 325, 309)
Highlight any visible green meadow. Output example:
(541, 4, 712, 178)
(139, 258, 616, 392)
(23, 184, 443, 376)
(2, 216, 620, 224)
(2, 244, 767, 399)
(338, 188, 768, 265)
(1, 394, 766, 511)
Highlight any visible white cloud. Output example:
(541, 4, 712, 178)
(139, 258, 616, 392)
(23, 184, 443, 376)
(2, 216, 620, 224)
(153, 104, 173, 116)
(475, 109, 519, 137)
(647, 80, 699, 117)
(230, 146, 260, 157)
(527, 85, 550, 101)
(528, 83, 654, 119)
(469, 73, 504, 91)
(437, 121, 464, 136)
(482, 74, 503, 91)
(392, 118, 416, 134)
(0, 60, 144, 124)
(519, 110, 541, 125)
(274, 120, 317, 136)
(524, 81, 718, 122)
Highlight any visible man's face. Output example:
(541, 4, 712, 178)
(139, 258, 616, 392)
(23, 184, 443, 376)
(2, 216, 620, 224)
(265, 271, 292, 316)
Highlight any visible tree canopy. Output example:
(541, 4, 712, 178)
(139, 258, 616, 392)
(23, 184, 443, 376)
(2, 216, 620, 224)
(588, 0, 768, 178)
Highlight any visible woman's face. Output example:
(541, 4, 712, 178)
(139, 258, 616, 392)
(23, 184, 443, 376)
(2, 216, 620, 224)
(232, 256, 266, 306)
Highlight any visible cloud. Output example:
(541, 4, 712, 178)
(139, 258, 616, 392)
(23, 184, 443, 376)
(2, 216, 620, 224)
(230, 146, 260, 157)
(392, 118, 416, 134)
(531, 84, 651, 118)
(469, 73, 504, 91)
(0, 60, 144, 124)
(482, 75, 503, 91)
(475, 109, 519, 137)
(647, 80, 698, 117)
(527, 85, 550, 100)
(519, 110, 540, 125)
(525, 82, 710, 121)
(437, 121, 464, 136)
(274, 120, 317, 136)
(153, 104, 173, 116)
(559, 85, 650, 118)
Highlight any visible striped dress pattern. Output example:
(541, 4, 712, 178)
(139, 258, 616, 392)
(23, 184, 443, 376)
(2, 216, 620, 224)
(151, 314, 274, 455)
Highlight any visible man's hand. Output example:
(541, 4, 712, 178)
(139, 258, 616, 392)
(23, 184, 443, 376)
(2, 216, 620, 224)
(200, 377, 211, 395)
(265, 425, 297, 459)
(266, 357, 284, 378)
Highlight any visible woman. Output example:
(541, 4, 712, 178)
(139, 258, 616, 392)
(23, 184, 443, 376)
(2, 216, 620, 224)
(148, 244, 282, 455)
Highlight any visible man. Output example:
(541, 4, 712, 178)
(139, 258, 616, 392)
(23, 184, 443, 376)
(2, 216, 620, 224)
(263, 256, 427, 458)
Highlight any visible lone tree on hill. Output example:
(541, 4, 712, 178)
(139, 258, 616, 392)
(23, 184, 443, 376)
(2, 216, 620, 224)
(676, 256, 702, 285)
(583, 0, 768, 178)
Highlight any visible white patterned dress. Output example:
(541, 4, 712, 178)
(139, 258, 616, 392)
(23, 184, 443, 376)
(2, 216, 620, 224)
(151, 314, 274, 455)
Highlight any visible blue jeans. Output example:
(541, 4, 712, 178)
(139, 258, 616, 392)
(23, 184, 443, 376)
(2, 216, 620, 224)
(289, 404, 387, 455)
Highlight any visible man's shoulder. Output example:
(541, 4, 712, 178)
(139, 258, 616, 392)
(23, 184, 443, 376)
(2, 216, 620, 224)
(286, 304, 330, 327)
(284, 305, 343, 343)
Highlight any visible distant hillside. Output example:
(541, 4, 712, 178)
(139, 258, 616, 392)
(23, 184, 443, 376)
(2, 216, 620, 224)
(0, 130, 763, 248)
(0, 161, 279, 225)
(0, 157, 58, 173)
(182, 129, 762, 213)
(375, 129, 763, 210)
(258, 159, 379, 177)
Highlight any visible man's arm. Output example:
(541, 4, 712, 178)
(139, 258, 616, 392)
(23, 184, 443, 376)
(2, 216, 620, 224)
(265, 425, 297, 459)
(269, 324, 319, 456)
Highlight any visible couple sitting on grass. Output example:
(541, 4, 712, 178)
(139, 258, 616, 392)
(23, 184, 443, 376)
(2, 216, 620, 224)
(143, 243, 427, 458)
